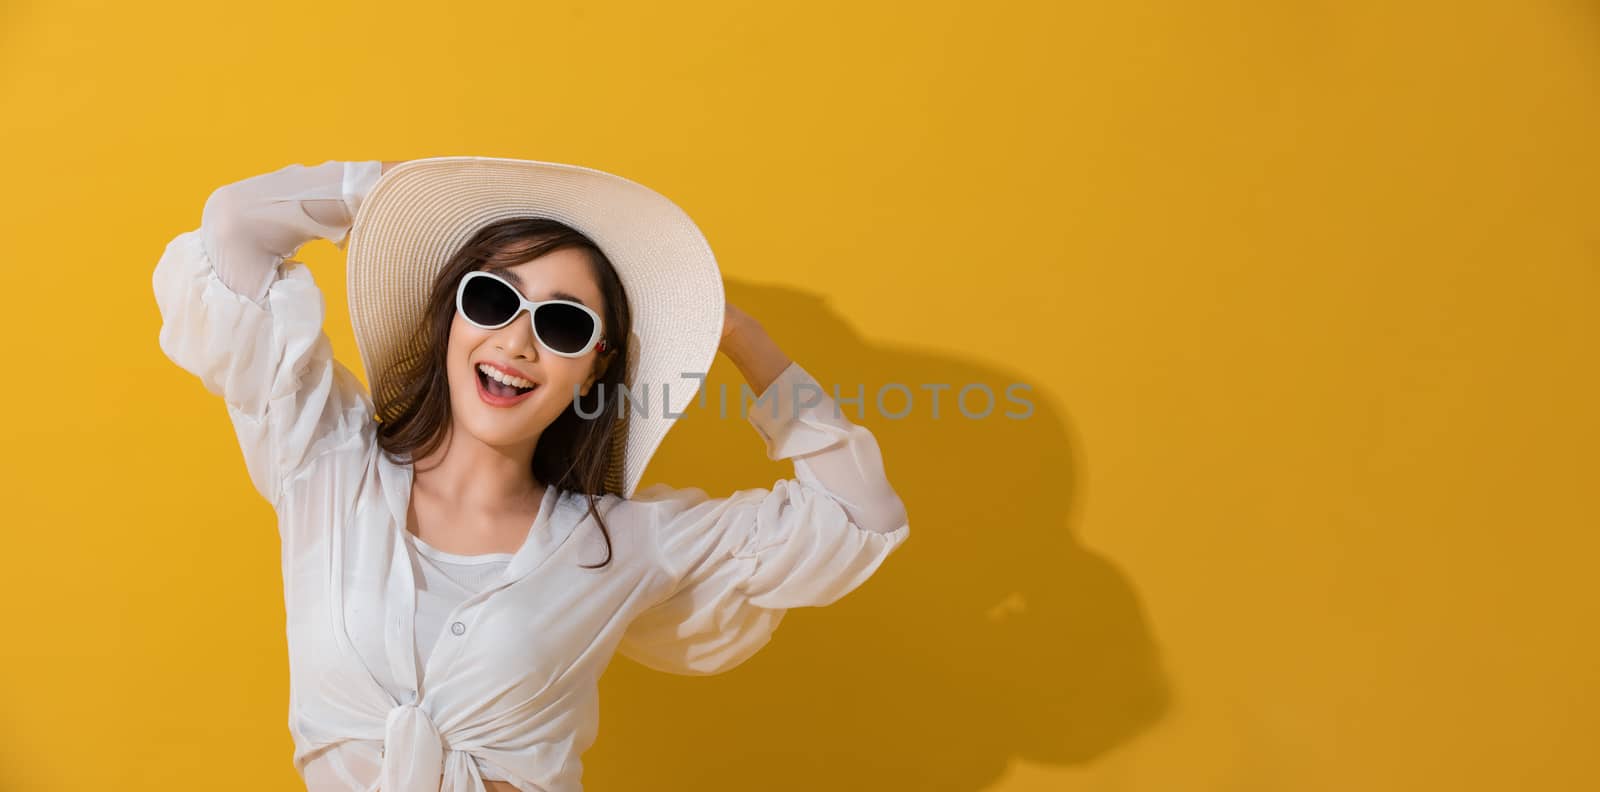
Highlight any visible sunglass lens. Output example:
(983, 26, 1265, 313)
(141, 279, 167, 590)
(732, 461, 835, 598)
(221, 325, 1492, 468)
(461, 276, 519, 327)
(534, 303, 596, 355)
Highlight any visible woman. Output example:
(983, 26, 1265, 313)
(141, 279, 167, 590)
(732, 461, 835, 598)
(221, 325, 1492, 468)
(152, 157, 911, 792)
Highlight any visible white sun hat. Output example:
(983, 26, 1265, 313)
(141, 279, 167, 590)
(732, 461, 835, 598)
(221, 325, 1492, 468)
(345, 155, 725, 498)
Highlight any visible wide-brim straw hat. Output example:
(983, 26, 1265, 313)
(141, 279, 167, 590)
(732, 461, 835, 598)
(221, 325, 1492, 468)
(345, 155, 725, 498)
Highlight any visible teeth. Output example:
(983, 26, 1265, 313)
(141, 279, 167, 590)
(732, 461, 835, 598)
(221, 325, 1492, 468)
(478, 363, 535, 389)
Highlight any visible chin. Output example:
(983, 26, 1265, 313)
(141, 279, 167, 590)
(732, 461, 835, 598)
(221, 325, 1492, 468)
(459, 415, 532, 448)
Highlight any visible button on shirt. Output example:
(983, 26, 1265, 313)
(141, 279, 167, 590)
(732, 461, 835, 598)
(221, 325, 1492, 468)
(150, 159, 912, 792)
(403, 534, 520, 782)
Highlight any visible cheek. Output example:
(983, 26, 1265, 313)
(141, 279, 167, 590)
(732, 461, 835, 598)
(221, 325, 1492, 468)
(550, 359, 595, 389)
(447, 314, 474, 352)
(446, 320, 489, 391)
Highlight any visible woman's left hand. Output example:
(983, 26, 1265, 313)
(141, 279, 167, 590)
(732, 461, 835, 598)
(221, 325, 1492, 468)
(722, 301, 757, 343)
(718, 301, 791, 394)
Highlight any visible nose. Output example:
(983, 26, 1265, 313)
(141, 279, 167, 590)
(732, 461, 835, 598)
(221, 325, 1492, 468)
(497, 309, 540, 361)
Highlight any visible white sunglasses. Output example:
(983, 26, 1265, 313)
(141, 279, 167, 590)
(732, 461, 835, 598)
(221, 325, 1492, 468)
(455, 270, 607, 358)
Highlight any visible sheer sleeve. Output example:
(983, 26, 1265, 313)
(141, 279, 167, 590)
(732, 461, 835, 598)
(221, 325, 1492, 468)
(151, 159, 385, 507)
(616, 361, 912, 675)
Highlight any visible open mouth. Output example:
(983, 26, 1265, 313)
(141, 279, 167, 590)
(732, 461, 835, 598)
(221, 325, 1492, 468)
(477, 366, 537, 399)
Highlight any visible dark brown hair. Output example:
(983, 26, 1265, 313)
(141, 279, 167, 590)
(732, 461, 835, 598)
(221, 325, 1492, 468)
(371, 217, 633, 569)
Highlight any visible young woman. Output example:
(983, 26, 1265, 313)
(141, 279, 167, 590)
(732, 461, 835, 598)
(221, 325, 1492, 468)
(152, 157, 911, 792)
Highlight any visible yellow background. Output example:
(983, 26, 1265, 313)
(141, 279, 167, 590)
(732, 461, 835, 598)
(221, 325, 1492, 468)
(2, 1, 1596, 789)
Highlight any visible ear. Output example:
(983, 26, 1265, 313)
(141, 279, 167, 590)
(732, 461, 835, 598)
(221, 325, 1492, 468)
(580, 354, 611, 397)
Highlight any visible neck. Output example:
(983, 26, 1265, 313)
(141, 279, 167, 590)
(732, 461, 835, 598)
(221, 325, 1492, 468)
(410, 425, 545, 512)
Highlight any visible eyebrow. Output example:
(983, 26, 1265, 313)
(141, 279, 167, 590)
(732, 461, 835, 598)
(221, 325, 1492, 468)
(485, 268, 594, 309)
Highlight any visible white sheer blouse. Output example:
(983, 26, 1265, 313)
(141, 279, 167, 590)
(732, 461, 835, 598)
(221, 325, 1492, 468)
(150, 160, 912, 792)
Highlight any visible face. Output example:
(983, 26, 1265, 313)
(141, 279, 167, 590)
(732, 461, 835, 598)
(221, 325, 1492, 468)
(446, 247, 610, 455)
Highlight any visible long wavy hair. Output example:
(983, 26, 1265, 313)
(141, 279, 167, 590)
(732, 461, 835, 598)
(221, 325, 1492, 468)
(371, 217, 632, 569)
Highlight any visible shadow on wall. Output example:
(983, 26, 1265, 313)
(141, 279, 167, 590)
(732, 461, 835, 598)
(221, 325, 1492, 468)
(587, 278, 1173, 791)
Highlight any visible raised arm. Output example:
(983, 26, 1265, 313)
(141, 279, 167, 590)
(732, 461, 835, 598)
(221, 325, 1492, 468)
(721, 308, 908, 534)
(201, 159, 384, 304)
(616, 319, 911, 675)
(152, 160, 385, 512)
